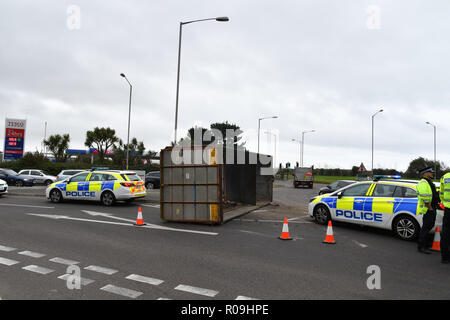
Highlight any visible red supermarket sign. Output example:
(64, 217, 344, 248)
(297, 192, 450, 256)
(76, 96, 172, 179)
(4, 118, 26, 160)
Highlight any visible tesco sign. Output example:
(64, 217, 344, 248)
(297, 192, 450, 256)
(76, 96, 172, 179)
(3, 118, 27, 160)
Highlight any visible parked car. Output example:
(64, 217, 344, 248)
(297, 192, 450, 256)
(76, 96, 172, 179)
(56, 169, 86, 181)
(18, 169, 56, 185)
(145, 171, 160, 189)
(318, 180, 355, 195)
(0, 178, 8, 195)
(0, 169, 35, 187)
(46, 170, 146, 206)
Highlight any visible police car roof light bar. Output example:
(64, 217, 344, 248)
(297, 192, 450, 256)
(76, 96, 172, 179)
(373, 175, 401, 181)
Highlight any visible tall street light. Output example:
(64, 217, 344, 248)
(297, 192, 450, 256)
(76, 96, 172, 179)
(265, 131, 277, 169)
(371, 109, 383, 174)
(258, 116, 278, 154)
(173, 16, 229, 145)
(120, 73, 132, 170)
(301, 130, 315, 167)
(426, 121, 437, 177)
(291, 138, 302, 166)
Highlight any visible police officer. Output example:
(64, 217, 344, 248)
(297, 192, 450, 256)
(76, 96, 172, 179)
(439, 172, 450, 263)
(416, 166, 439, 254)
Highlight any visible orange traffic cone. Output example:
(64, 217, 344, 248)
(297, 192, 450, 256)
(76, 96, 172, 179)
(279, 218, 292, 240)
(134, 207, 146, 226)
(323, 220, 336, 244)
(431, 226, 441, 251)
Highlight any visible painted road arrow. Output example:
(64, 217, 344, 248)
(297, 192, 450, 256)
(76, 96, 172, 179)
(27, 212, 218, 236)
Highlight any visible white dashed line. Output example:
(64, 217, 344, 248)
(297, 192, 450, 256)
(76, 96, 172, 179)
(125, 274, 164, 286)
(0, 245, 16, 252)
(235, 295, 259, 300)
(58, 274, 95, 286)
(0, 257, 19, 266)
(174, 284, 219, 297)
(84, 265, 118, 275)
(49, 257, 79, 265)
(157, 297, 171, 300)
(141, 204, 160, 208)
(22, 265, 54, 275)
(18, 251, 45, 258)
(100, 284, 143, 299)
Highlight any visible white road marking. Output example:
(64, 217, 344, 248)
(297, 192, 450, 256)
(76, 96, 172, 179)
(352, 240, 368, 248)
(157, 297, 171, 300)
(0, 245, 16, 252)
(174, 284, 219, 297)
(58, 274, 95, 286)
(0, 203, 54, 209)
(22, 265, 54, 275)
(49, 257, 79, 265)
(18, 251, 45, 258)
(28, 212, 218, 236)
(100, 284, 143, 299)
(125, 274, 164, 286)
(252, 209, 267, 213)
(235, 219, 312, 224)
(84, 265, 118, 275)
(235, 295, 259, 300)
(141, 204, 160, 208)
(0, 257, 19, 266)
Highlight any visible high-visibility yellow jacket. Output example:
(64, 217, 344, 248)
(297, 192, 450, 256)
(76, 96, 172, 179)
(417, 178, 433, 214)
(440, 173, 450, 209)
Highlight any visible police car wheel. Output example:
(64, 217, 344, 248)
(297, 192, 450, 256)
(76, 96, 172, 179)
(313, 205, 330, 225)
(50, 189, 62, 203)
(101, 191, 116, 206)
(393, 215, 419, 241)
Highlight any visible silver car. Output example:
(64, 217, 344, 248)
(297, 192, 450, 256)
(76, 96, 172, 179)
(56, 169, 86, 181)
(0, 179, 8, 195)
(18, 169, 56, 186)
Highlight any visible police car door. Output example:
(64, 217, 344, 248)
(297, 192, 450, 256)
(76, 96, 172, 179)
(65, 172, 90, 199)
(334, 183, 373, 224)
(88, 173, 105, 201)
(369, 183, 397, 228)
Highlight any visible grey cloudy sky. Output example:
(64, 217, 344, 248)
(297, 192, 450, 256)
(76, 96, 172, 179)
(1, 0, 450, 171)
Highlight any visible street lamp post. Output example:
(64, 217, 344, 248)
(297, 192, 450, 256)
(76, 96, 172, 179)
(291, 138, 302, 166)
(265, 131, 277, 168)
(426, 121, 437, 177)
(371, 109, 383, 174)
(173, 16, 229, 145)
(301, 130, 315, 167)
(258, 116, 278, 154)
(120, 73, 132, 170)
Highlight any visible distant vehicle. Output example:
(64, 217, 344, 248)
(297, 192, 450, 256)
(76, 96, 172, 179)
(0, 169, 35, 187)
(145, 171, 160, 189)
(18, 169, 56, 186)
(46, 170, 146, 206)
(56, 170, 86, 181)
(293, 166, 314, 189)
(318, 180, 355, 195)
(0, 178, 8, 195)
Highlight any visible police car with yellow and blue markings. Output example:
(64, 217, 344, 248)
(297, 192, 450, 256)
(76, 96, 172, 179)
(46, 169, 146, 206)
(309, 175, 443, 240)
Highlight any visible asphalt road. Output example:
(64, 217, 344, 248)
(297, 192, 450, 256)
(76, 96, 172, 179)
(0, 184, 449, 300)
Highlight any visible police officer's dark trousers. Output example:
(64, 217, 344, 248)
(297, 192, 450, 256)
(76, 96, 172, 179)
(441, 208, 450, 262)
(418, 209, 437, 250)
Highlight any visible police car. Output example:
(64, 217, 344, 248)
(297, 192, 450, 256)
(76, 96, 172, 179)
(46, 170, 146, 206)
(308, 175, 443, 241)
